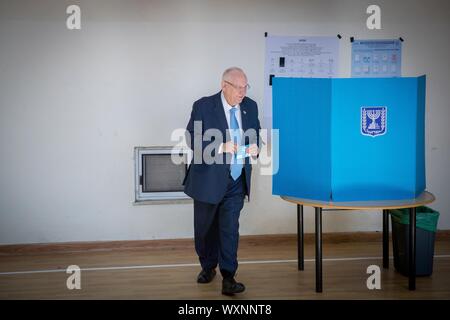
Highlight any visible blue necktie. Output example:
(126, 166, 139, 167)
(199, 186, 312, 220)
(230, 107, 243, 180)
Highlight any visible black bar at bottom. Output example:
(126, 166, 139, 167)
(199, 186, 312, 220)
(409, 207, 416, 290)
(315, 207, 322, 293)
(383, 209, 389, 269)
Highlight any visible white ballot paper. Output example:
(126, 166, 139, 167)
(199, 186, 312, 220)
(236, 145, 250, 160)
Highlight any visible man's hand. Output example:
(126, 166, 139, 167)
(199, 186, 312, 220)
(246, 144, 259, 157)
(222, 141, 237, 154)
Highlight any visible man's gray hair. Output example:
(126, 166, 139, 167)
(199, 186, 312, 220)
(222, 67, 246, 81)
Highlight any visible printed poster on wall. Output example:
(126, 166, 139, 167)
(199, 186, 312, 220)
(351, 39, 402, 78)
(264, 35, 340, 130)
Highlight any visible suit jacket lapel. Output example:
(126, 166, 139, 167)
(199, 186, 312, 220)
(214, 91, 230, 138)
(240, 100, 249, 132)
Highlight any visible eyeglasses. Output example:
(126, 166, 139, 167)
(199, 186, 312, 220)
(224, 80, 251, 91)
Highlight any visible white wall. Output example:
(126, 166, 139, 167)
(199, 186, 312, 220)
(0, 0, 449, 244)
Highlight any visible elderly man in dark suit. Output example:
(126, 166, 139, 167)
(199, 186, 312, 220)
(183, 67, 261, 295)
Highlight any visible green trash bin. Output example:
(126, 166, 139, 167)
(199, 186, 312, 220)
(390, 206, 439, 277)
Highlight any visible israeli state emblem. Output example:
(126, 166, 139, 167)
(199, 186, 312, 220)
(361, 106, 387, 137)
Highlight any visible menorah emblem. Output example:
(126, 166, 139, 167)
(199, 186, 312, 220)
(361, 107, 387, 137)
(367, 110, 381, 129)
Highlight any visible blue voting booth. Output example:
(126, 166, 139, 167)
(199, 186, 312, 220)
(272, 76, 426, 202)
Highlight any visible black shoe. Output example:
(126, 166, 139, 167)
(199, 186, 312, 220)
(197, 269, 216, 284)
(222, 277, 245, 295)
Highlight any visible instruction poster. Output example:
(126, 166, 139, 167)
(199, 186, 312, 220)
(264, 35, 339, 129)
(351, 39, 402, 78)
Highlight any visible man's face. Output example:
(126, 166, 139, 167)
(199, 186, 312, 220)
(221, 72, 248, 106)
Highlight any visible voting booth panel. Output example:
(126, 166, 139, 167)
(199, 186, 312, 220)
(272, 76, 426, 202)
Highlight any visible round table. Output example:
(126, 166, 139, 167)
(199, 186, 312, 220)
(281, 191, 435, 293)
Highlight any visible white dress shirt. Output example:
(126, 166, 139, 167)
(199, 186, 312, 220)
(221, 91, 243, 130)
(219, 91, 243, 153)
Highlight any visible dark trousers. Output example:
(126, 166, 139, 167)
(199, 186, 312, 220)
(193, 171, 246, 278)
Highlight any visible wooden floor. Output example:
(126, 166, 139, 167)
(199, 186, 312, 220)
(1, 234, 449, 299)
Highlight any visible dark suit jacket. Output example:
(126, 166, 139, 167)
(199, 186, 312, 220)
(183, 91, 261, 204)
